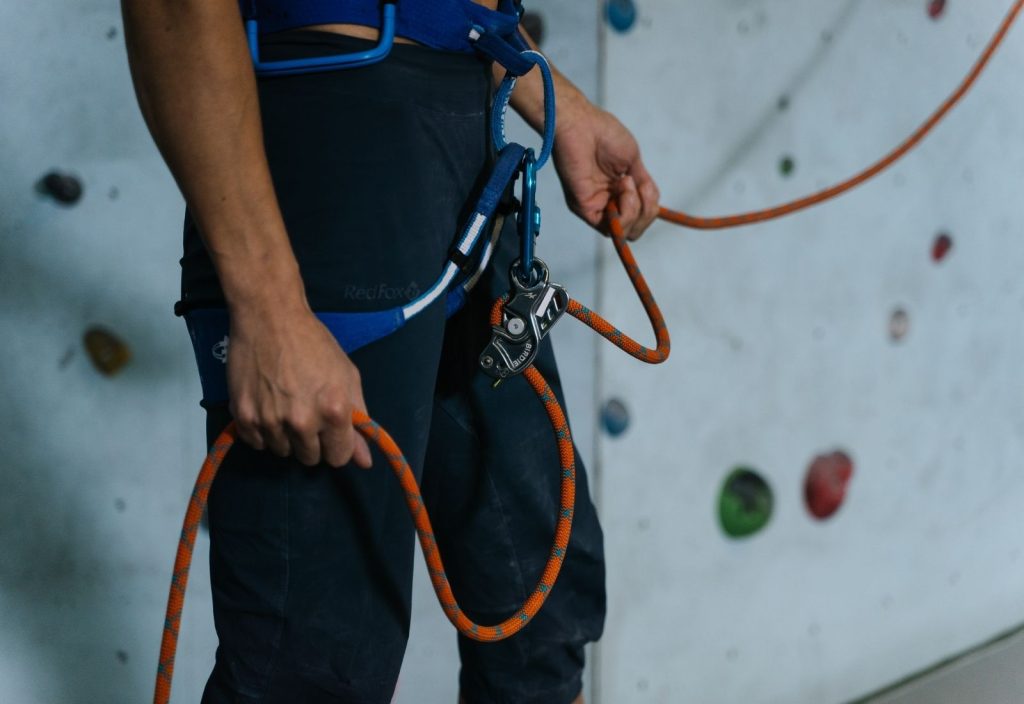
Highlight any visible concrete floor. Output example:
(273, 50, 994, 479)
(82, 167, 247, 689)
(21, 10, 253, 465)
(862, 625, 1024, 704)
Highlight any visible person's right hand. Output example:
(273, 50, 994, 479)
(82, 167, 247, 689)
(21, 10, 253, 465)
(225, 303, 373, 469)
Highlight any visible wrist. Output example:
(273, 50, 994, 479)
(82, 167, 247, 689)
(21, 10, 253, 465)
(553, 85, 595, 140)
(217, 248, 309, 321)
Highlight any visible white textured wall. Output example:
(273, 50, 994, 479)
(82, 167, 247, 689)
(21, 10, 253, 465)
(0, 2, 215, 702)
(597, 1, 1024, 703)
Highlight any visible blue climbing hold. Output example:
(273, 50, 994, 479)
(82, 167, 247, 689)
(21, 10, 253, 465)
(600, 398, 630, 437)
(606, 0, 637, 33)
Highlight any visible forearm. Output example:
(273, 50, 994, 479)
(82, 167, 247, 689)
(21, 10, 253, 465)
(121, 0, 306, 317)
(493, 26, 592, 139)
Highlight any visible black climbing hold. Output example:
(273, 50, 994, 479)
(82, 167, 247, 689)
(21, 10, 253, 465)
(40, 171, 83, 205)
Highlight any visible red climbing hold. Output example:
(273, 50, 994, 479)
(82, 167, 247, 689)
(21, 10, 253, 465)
(927, 0, 946, 20)
(932, 232, 953, 262)
(804, 451, 854, 520)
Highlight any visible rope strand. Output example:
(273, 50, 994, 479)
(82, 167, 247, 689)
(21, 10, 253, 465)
(658, 0, 1024, 230)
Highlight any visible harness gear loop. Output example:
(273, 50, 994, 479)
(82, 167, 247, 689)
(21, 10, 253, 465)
(245, 0, 398, 76)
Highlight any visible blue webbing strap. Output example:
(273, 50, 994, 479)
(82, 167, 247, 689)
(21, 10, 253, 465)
(185, 144, 526, 404)
(483, 46, 556, 171)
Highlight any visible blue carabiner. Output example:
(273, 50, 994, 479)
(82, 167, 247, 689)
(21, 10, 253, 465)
(246, 1, 397, 76)
(517, 149, 541, 283)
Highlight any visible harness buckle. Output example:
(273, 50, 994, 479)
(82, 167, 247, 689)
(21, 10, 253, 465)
(479, 258, 569, 387)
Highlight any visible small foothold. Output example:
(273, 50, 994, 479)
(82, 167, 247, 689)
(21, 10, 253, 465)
(58, 347, 76, 370)
(107, 26, 118, 40)
(115, 498, 126, 512)
(108, 186, 120, 200)
(600, 398, 630, 437)
(927, 0, 946, 20)
(116, 650, 128, 664)
(605, 0, 637, 33)
(83, 326, 132, 376)
(718, 468, 773, 538)
(521, 11, 545, 46)
(889, 308, 909, 342)
(39, 171, 83, 205)
(932, 232, 953, 262)
(804, 450, 854, 520)
(779, 156, 795, 177)
(777, 94, 790, 111)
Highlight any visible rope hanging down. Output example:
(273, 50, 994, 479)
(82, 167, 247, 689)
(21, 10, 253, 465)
(154, 218, 667, 704)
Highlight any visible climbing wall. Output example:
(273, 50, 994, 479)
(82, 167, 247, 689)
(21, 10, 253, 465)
(0, 2, 218, 701)
(596, 0, 1024, 702)
(0, 2, 600, 703)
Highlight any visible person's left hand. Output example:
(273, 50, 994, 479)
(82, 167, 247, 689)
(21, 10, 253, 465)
(552, 98, 660, 241)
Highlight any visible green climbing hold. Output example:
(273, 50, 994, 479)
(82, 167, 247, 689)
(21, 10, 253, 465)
(718, 467, 773, 538)
(779, 156, 795, 177)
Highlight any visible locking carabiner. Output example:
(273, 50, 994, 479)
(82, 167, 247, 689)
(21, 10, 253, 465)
(515, 149, 541, 285)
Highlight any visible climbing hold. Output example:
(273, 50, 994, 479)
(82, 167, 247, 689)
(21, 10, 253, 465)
(927, 0, 947, 20)
(606, 0, 637, 34)
(521, 11, 545, 47)
(83, 326, 132, 376)
(777, 94, 791, 112)
(718, 467, 773, 538)
(889, 308, 909, 342)
(600, 398, 630, 437)
(779, 156, 795, 177)
(804, 450, 854, 520)
(932, 232, 953, 262)
(39, 170, 83, 205)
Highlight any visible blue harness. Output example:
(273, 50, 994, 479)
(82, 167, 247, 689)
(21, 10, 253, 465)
(184, 1, 555, 403)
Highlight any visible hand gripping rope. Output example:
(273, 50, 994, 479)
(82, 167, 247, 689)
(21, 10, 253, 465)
(156, 3, 1020, 701)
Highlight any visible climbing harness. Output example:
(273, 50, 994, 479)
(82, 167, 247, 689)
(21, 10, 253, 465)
(156, 1, 1023, 701)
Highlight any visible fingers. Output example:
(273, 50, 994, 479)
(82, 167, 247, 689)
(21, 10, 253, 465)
(348, 382, 374, 469)
(284, 410, 321, 466)
(611, 162, 660, 241)
(318, 391, 373, 470)
(632, 160, 661, 238)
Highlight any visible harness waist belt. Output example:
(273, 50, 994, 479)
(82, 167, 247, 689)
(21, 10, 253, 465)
(240, 0, 523, 53)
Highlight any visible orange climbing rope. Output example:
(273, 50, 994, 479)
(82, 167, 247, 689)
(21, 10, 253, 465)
(154, 223, 667, 704)
(156, 3, 1021, 701)
(658, 0, 1024, 230)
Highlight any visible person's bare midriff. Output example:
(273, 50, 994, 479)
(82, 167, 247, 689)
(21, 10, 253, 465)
(306, 0, 501, 45)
